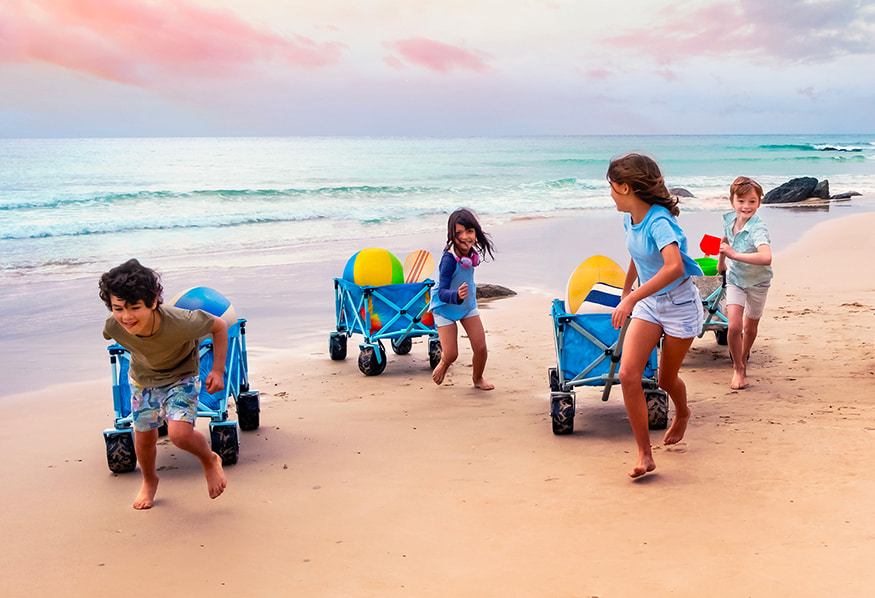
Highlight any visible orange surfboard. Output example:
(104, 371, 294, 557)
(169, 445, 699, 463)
(403, 250, 435, 283)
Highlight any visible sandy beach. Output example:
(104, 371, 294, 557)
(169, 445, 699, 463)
(1, 205, 874, 596)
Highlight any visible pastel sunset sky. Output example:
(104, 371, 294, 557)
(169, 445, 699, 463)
(1, 0, 873, 137)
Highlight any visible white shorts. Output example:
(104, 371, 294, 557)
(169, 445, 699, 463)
(725, 282, 770, 320)
(433, 307, 480, 328)
(631, 277, 704, 339)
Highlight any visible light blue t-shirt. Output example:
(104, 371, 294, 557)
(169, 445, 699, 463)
(723, 211, 773, 288)
(624, 205, 703, 295)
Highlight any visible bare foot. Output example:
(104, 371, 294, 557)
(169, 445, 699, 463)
(133, 476, 159, 510)
(664, 411, 690, 445)
(473, 378, 494, 391)
(630, 455, 656, 479)
(432, 361, 449, 385)
(730, 370, 747, 390)
(205, 452, 227, 499)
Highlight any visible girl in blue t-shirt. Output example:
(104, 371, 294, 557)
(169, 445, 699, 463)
(430, 208, 495, 390)
(607, 153, 704, 479)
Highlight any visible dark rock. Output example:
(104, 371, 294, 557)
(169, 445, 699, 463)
(669, 187, 694, 198)
(831, 191, 862, 200)
(476, 283, 517, 299)
(763, 177, 830, 204)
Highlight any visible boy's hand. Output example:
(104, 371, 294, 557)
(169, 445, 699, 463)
(458, 282, 469, 301)
(205, 370, 225, 394)
(719, 241, 735, 259)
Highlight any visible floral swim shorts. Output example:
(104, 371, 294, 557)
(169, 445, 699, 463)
(130, 376, 200, 432)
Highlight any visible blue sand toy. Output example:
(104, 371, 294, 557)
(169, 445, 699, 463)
(102, 289, 260, 473)
(330, 277, 441, 376)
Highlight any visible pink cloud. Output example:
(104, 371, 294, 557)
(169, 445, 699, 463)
(602, 0, 875, 65)
(384, 37, 491, 73)
(0, 0, 346, 86)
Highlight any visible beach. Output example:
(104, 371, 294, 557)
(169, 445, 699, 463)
(1, 203, 874, 597)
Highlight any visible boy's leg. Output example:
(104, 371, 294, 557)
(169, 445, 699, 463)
(167, 421, 227, 500)
(460, 315, 493, 390)
(133, 428, 160, 510)
(726, 304, 747, 389)
(742, 315, 760, 365)
(617, 318, 664, 478)
(433, 322, 459, 385)
(658, 334, 696, 445)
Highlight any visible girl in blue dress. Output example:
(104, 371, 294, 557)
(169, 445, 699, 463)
(607, 153, 704, 478)
(430, 208, 495, 390)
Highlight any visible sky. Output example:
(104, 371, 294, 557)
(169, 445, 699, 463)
(1, 0, 874, 137)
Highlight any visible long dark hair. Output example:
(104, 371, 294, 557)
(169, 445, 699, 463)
(445, 208, 495, 261)
(607, 153, 679, 216)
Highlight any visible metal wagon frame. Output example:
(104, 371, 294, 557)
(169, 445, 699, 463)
(330, 277, 441, 375)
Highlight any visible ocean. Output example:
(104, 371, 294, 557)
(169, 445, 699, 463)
(2, 134, 875, 283)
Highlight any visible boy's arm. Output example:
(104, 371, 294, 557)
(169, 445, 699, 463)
(717, 236, 728, 273)
(204, 316, 228, 394)
(720, 243, 771, 266)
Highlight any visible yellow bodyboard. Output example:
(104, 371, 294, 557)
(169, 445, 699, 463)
(403, 250, 435, 283)
(565, 255, 626, 314)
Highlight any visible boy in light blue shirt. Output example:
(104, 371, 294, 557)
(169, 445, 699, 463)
(718, 176, 773, 390)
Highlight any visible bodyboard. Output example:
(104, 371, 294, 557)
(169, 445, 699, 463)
(403, 250, 435, 283)
(565, 255, 626, 314)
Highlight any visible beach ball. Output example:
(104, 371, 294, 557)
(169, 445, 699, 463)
(171, 286, 238, 327)
(343, 247, 404, 286)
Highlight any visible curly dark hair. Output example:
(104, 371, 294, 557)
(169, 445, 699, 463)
(445, 208, 495, 261)
(607, 153, 679, 217)
(98, 258, 163, 310)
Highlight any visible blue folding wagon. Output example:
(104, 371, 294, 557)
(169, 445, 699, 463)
(102, 318, 260, 473)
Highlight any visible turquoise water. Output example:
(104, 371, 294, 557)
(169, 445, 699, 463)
(2, 134, 874, 279)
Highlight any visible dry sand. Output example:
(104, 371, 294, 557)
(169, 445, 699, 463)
(1, 210, 874, 597)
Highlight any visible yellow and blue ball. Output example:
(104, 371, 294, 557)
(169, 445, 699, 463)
(343, 248, 404, 286)
(171, 286, 238, 327)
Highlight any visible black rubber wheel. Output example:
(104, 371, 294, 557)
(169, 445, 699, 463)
(392, 336, 412, 355)
(157, 421, 168, 437)
(237, 391, 261, 431)
(105, 430, 136, 474)
(715, 328, 728, 346)
(210, 424, 239, 465)
(358, 342, 387, 376)
(428, 338, 442, 370)
(548, 367, 561, 392)
(329, 332, 348, 360)
(645, 388, 669, 430)
(551, 393, 575, 435)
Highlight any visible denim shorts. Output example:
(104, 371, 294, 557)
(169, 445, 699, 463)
(433, 307, 480, 328)
(631, 277, 704, 339)
(130, 376, 200, 432)
(725, 281, 770, 320)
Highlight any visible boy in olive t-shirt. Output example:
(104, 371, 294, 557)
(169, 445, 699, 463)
(100, 259, 228, 510)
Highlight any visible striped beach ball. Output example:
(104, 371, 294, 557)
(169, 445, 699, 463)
(170, 286, 238, 327)
(343, 248, 404, 286)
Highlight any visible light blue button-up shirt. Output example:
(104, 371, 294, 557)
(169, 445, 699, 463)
(723, 211, 773, 288)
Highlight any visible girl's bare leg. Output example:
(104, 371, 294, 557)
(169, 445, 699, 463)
(133, 428, 160, 509)
(432, 322, 459, 385)
(658, 334, 696, 445)
(460, 315, 493, 390)
(618, 318, 664, 478)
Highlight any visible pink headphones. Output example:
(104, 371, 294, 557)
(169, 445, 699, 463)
(455, 251, 480, 269)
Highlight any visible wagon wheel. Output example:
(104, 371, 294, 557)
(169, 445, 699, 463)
(548, 367, 561, 392)
(358, 342, 387, 376)
(210, 424, 239, 465)
(104, 430, 137, 474)
(329, 331, 348, 360)
(392, 336, 412, 355)
(428, 338, 442, 370)
(551, 393, 575, 435)
(645, 388, 669, 430)
(236, 391, 261, 431)
(714, 328, 728, 346)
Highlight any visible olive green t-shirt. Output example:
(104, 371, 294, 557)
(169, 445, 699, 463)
(103, 305, 215, 388)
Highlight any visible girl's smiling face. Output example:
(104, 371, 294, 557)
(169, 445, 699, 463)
(453, 223, 477, 256)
